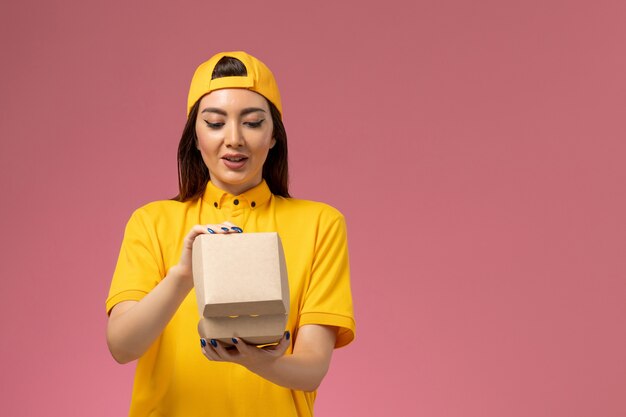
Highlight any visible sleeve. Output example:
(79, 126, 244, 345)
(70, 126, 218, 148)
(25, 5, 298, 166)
(298, 210, 356, 348)
(105, 208, 165, 314)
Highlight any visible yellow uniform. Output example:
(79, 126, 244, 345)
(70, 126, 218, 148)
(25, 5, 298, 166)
(107, 180, 355, 417)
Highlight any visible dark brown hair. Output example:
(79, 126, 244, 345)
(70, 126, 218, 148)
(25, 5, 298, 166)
(174, 56, 290, 201)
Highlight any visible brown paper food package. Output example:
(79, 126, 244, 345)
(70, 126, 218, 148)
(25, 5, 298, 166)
(192, 232, 289, 345)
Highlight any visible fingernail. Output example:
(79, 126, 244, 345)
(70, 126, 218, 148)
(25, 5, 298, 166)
(200, 338, 206, 348)
(210, 339, 218, 348)
(221, 227, 230, 232)
(207, 228, 215, 234)
(231, 227, 243, 233)
(231, 338, 238, 344)
(285, 331, 290, 341)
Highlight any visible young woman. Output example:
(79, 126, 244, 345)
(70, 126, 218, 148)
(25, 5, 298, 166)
(106, 51, 355, 417)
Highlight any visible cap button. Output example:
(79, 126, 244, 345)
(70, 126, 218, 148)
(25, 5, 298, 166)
(233, 199, 239, 205)
(251, 201, 256, 208)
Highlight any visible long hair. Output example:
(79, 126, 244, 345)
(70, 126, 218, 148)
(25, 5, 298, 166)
(174, 56, 290, 201)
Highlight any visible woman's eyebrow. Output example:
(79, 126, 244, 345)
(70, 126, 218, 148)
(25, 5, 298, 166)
(200, 107, 266, 116)
(201, 107, 227, 116)
(240, 107, 266, 116)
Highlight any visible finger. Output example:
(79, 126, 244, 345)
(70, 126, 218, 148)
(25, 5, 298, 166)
(222, 221, 243, 233)
(263, 331, 291, 355)
(230, 337, 254, 356)
(182, 225, 213, 251)
(211, 339, 239, 360)
(204, 224, 232, 234)
(189, 224, 213, 239)
(200, 338, 223, 361)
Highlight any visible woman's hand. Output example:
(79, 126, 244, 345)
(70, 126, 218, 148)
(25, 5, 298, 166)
(199, 325, 337, 392)
(201, 331, 291, 369)
(107, 221, 243, 364)
(175, 221, 243, 280)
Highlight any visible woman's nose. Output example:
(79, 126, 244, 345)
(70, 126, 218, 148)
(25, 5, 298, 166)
(224, 123, 244, 147)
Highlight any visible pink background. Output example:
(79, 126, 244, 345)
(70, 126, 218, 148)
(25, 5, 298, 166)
(1, 0, 625, 416)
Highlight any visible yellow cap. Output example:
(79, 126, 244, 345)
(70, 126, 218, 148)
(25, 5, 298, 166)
(187, 51, 282, 117)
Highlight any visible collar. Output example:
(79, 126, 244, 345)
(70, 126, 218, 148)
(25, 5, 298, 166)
(202, 180, 272, 210)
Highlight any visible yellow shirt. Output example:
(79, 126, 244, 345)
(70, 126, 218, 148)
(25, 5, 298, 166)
(106, 180, 356, 417)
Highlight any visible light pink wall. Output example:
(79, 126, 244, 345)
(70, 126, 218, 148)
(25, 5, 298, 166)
(1, 1, 625, 416)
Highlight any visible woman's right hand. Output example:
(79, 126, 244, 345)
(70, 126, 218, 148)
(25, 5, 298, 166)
(107, 220, 243, 364)
(175, 221, 243, 280)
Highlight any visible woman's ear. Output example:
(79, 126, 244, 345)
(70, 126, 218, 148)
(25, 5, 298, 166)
(270, 137, 276, 149)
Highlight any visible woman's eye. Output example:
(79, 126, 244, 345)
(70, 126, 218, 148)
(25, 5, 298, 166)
(244, 119, 265, 128)
(205, 121, 224, 129)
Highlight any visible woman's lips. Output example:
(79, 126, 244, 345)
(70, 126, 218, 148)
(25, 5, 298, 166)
(221, 156, 248, 170)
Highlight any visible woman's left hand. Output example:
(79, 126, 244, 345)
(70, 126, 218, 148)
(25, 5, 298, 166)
(200, 325, 336, 391)
(201, 331, 291, 368)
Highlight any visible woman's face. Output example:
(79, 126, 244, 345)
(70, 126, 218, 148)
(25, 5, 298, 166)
(195, 89, 275, 196)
